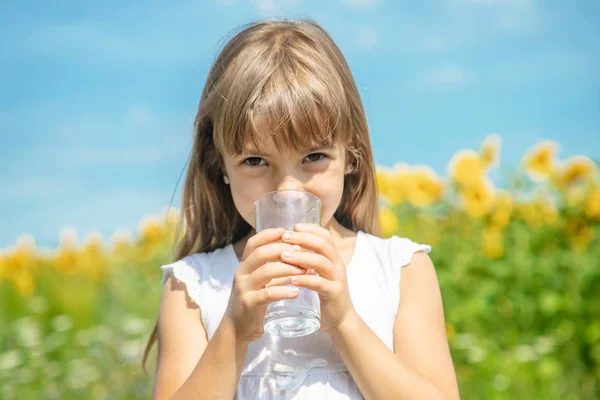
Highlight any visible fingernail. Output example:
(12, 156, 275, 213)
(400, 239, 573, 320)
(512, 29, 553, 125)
(290, 276, 298, 283)
(288, 286, 299, 294)
(282, 251, 292, 258)
(292, 245, 301, 252)
(283, 232, 292, 240)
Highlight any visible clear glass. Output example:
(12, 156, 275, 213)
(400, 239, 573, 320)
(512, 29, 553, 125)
(254, 189, 321, 338)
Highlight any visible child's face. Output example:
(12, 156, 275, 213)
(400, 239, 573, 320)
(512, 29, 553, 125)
(222, 135, 349, 231)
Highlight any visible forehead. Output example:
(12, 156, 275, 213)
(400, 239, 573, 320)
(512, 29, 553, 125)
(240, 139, 338, 155)
(233, 114, 339, 156)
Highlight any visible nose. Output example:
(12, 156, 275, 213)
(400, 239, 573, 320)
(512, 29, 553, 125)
(276, 176, 304, 192)
(274, 163, 306, 191)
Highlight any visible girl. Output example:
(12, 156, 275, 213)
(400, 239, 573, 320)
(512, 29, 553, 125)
(144, 18, 460, 400)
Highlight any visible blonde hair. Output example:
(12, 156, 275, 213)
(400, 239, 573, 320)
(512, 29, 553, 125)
(143, 18, 381, 370)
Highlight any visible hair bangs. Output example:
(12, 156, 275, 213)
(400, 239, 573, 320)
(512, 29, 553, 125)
(221, 47, 352, 157)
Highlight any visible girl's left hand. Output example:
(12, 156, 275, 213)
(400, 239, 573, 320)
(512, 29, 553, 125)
(279, 223, 357, 333)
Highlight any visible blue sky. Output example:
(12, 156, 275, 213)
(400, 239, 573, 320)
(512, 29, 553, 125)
(1, 0, 599, 249)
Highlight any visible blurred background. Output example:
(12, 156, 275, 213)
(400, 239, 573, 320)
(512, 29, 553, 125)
(1, 1, 599, 399)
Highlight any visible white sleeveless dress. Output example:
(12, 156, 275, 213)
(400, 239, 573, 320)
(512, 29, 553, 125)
(161, 231, 431, 399)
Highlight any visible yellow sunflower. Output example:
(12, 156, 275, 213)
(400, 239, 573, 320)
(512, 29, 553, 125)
(3, 236, 36, 296)
(139, 216, 165, 245)
(538, 198, 559, 224)
(460, 178, 496, 218)
(379, 207, 399, 238)
(0, 252, 5, 280)
(554, 156, 598, 187)
(404, 166, 445, 208)
(54, 227, 80, 275)
(480, 133, 502, 170)
(12, 269, 35, 297)
(566, 218, 594, 251)
(489, 190, 514, 229)
(482, 226, 504, 259)
(516, 197, 558, 227)
(522, 140, 559, 182)
(448, 149, 485, 187)
(110, 230, 134, 257)
(80, 232, 107, 282)
(584, 186, 600, 219)
(565, 185, 586, 208)
(516, 202, 542, 227)
(376, 165, 405, 206)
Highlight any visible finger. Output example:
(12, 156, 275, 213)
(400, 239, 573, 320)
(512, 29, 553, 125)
(265, 277, 287, 288)
(290, 274, 335, 295)
(241, 228, 284, 260)
(247, 285, 300, 308)
(280, 248, 336, 279)
(293, 223, 331, 241)
(265, 276, 295, 288)
(240, 242, 300, 274)
(281, 231, 338, 265)
(249, 261, 307, 288)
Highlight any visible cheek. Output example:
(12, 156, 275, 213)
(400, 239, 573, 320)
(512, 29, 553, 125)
(230, 185, 261, 228)
(311, 175, 345, 223)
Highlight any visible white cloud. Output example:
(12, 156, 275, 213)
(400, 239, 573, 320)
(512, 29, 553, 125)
(453, 0, 535, 8)
(445, 0, 544, 34)
(4, 2, 219, 65)
(484, 49, 593, 84)
(381, 0, 544, 56)
(423, 35, 445, 51)
(420, 65, 470, 88)
(46, 105, 193, 166)
(63, 146, 166, 166)
(354, 27, 379, 49)
(340, 0, 382, 9)
(0, 177, 80, 201)
(20, 21, 198, 65)
(48, 105, 166, 140)
(127, 105, 153, 127)
(250, 0, 302, 16)
(0, 102, 193, 171)
(252, 0, 278, 15)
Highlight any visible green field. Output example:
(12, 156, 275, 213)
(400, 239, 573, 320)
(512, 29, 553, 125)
(1, 137, 599, 399)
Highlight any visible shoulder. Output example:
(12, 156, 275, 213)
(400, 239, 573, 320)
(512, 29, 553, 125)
(359, 232, 432, 270)
(160, 245, 235, 306)
(388, 235, 432, 269)
(160, 253, 208, 309)
(160, 253, 206, 285)
(161, 245, 233, 280)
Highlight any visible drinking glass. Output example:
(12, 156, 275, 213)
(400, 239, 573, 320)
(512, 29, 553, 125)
(254, 189, 321, 337)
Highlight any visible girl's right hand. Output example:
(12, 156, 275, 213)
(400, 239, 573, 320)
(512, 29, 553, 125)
(223, 228, 306, 343)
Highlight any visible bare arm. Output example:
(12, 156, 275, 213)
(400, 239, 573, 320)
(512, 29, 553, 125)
(168, 231, 310, 399)
(328, 252, 460, 400)
(393, 252, 460, 399)
(153, 228, 305, 399)
(152, 274, 248, 400)
(152, 275, 208, 400)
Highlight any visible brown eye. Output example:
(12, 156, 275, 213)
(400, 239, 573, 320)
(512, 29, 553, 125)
(304, 153, 327, 163)
(243, 157, 266, 167)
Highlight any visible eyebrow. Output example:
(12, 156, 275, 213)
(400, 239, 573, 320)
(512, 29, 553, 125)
(238, 144, 335, 157)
